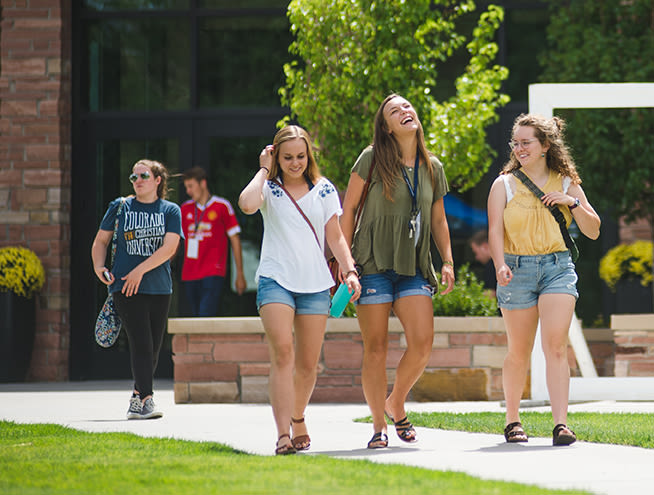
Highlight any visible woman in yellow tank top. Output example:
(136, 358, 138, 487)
(488, 114, 601, 446)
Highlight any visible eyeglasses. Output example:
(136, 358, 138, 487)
(129, 172, 151, 183)
(508, 139, 539, 150)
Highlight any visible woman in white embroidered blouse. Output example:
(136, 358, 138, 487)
(239, 125, 361, 455)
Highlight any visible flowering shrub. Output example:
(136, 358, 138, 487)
(0, 247, 45, 298)
(599, 241, 653, 291)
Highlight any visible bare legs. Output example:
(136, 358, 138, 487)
(358, 295, 434, 444)
(259, 303, 326, 451)
(501, 293, 576, 435)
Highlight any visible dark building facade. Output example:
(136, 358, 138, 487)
(5, 1, 606, 382)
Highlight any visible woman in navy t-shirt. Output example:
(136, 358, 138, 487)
(92, 159, 182, 420)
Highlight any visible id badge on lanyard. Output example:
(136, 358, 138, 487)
(402, 150, 420, 247)
(187, 204, 205, 259)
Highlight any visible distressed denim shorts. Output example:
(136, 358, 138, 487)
(256, 276, 330, 315)
(496, 251, 578, 310)
(357, 270, 434, 305)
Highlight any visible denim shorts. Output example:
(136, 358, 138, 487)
(496, 251, 578, 310)
(256, 276, 331, 315)
(357, 270, 434, 305)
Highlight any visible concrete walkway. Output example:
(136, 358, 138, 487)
(2, 380, 654, 495)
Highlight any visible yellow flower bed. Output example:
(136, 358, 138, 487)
(599, 241, 653, 291)
(0, 246, 45, 298)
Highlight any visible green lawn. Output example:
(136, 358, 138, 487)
(0, 421, 589, 495)
(367, 411, 654, 449)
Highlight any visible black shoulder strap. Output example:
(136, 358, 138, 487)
(511, 169, 579, 262)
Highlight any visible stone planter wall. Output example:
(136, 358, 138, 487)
(611, 314, 654, 377)
(169, 317, 615, 404)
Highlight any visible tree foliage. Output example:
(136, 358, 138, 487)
(541, 0, 654, 235)
(279, 0, 509, 191)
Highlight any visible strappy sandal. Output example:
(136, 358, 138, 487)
(385, 411, 417, 443)
(367, 431, 389, 449)
(291, 416, 311, 451)
(275, 433, 297, 455)
(504, 421, 528, 443)
(553, 424, 577, 446)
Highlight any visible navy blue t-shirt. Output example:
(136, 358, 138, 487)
(100, 196, 183, 295)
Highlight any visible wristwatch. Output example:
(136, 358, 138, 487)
(569, 198, 580, 210)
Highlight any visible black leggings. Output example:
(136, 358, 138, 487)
(113, 292, 171, 398)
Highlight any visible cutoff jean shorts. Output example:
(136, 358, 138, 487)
(256, 276, 330, 315)
(357, 270, 434, 305)
(496, 251, 578, 310)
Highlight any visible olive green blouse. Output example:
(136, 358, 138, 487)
(351, 146, 449, 287)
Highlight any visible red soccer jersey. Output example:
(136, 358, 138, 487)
(181, 196, 241, 280)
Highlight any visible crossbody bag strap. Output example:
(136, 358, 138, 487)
(110, 198, 126, 269)
(272, 179, 321, 249)
(354, 157, 376, 231)
(511, 169, 579, 261)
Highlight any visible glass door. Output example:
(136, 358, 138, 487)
(70, 119, 191, 380)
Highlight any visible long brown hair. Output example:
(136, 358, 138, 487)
(502, 114, 581, 184)
(373, 94, 434, 200)
(134, 159, 171, 199)
(268, 125, 321, 183)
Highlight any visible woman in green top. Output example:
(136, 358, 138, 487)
(342, 94, 455, 448)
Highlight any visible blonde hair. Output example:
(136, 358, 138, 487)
(502, 114, 581, 184)
(267, 125, 321, 183)
(133, 159, 171, 199)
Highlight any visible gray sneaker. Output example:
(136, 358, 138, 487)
(126, 395, 142, 419)
(140, 397, 163, 419)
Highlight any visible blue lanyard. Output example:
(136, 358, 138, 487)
(401, 149, 420, 213)
(193, 203, 207, 231)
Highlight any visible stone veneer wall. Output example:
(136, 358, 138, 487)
(612, 314, 654, 377)
(0, 1, 72, 380)
(169, 317, 615, 404)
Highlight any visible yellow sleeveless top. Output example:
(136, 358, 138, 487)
(503, 169, 572, 255)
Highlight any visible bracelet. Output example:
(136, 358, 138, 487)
(343, 269, 359, 278)
(259, 166, 270, 174)
(443, 260, 454, 267)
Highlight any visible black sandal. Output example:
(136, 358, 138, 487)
(553, 424, 576, 446)
(275, 433, 297, 455)
(504, 421, 528, 443)
(392, 416, 417, 443)
(367, 431, 389, 449)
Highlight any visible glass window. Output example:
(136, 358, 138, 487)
(83, 0, 189, 10)
(199, 0, 288, 8)
(86, 19, 190, 111)
(505, 8, 549, 102)
(198, 16, 292, 107)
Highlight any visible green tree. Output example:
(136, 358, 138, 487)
(279, 0, 509, 191)
(541, 0, 654, 306)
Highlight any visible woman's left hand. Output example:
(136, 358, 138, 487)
(439, 264, 455, 295)
(345, 272, 362, 302)
(121, 267, 145, 297)
(541, 191, 575, 208)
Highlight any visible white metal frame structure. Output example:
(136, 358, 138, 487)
(528, 83, 654, 400)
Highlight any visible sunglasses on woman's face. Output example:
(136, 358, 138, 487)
(129, 171, 151, 183)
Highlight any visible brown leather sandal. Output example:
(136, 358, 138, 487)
(553, 424, 577, 446)
(275, 433, 297, 455)
(291, 416, 311, 451)
(504, 421, 528, 443)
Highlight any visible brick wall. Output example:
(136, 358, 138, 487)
(169, 317, 615, 404)
(612, 314, 654, 377)
(0, 1, 72, 380)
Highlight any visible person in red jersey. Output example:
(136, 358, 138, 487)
(181, 167, 246, 316)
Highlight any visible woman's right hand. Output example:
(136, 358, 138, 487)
(496, 263, 513, 286)
(95, 266, 114, 286)
(259, 145, 273, 171)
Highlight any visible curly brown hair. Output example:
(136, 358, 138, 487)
(502, 114, 581, 185)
